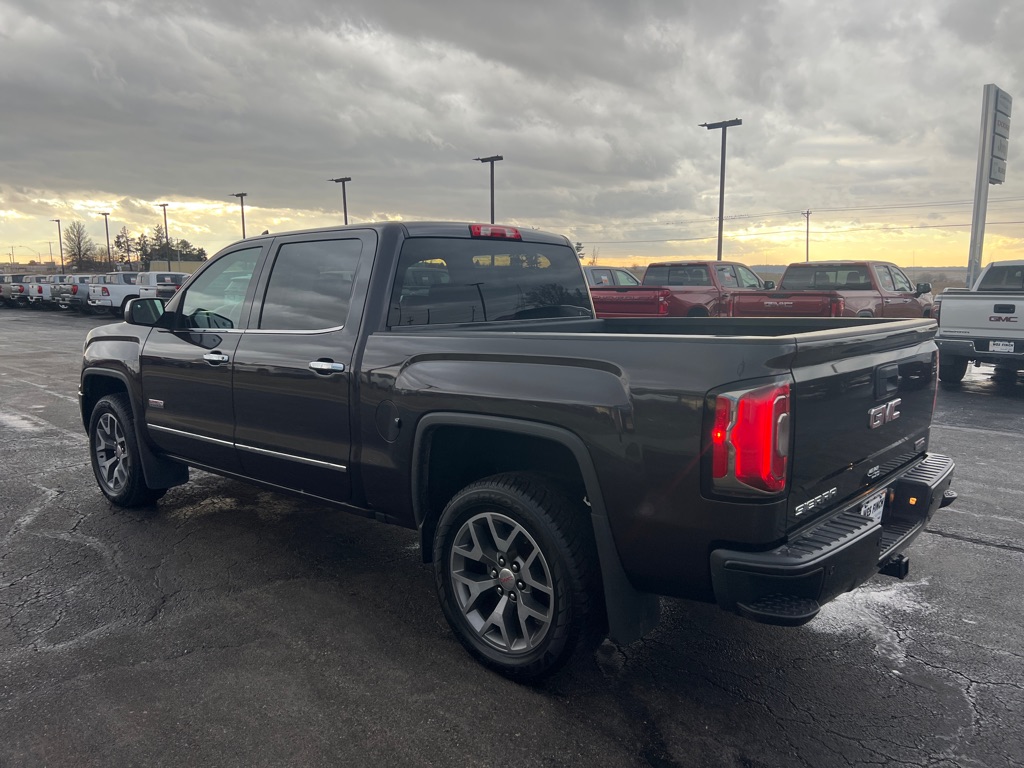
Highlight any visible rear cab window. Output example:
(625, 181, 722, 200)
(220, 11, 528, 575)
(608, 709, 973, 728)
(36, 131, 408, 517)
(388, 236, 592, 327)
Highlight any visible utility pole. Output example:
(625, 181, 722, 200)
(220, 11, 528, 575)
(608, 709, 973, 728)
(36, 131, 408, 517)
(803, 210, 811, 262)
(328, 177, 352, 225)
(699, 119, 742, 261)
(473, 155, 503, 224)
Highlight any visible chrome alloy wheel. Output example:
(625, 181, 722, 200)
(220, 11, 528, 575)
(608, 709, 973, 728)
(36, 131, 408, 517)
(93, 412, 131, 495)
(449, 510, 555, 654)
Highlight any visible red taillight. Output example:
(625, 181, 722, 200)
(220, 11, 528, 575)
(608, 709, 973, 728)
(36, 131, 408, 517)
(470, 224, 522, 240)
(17, 285, 24, 294)
(658, 293, 669, 315)
(72, 284, 79, 295)
(36, 286, 43, 294)
(829, 296, 845, 317)
(709, 382, 791, 495)
(102, 286, 110, 296)
(933, 301, 941, 323)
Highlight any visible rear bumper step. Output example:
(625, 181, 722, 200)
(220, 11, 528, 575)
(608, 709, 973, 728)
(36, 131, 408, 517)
(710, 453, 955, 627)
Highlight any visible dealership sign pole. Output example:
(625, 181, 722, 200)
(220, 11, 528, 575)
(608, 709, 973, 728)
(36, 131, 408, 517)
(967, 84, 1012, 288)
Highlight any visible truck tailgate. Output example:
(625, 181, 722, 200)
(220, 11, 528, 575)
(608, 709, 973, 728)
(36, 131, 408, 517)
(733, 292, 835, 317)
(786, 322, 937, 529)
(939, 292, 1023, 335)
(590, 286, 670, 317)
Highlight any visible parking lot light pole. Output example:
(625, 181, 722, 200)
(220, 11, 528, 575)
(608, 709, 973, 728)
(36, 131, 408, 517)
(231, 193, 248, 238)
(699, 119, 742, 261)
(100, 212, 112, 269)
(50, 219, 65, 273)
(473, 155, 503, 224)
(328, 177, 352, 225)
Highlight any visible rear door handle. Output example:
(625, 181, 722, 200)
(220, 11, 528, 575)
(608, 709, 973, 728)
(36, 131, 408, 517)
(309, 360, 346, 374)
(203, 352, 230, 365)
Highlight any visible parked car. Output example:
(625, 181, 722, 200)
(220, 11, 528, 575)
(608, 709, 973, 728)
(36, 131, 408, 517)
(934, 260, 1024, 383)
(589, 260, 771, 317)
(731, 261, 933, 318)
(137, 271, 190, 301)
(81, 221, 956, 679)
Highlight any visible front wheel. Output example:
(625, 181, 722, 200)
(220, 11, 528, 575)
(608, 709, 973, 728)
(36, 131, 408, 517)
(88, 393, 166, 507)
(433, 472, 602, 680)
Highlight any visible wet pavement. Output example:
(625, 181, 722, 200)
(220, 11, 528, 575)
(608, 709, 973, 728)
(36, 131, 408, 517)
(1, 308, 1022, 767)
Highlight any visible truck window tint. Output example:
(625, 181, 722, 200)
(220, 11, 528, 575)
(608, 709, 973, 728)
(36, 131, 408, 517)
(589, 269, 613, 285)
(735, 266, 761, 289)
(872, 265, 896, 292)
(715, 265, 738, 287)
(258, 239, 362, 331)
(644, 266, 710, 286)
(978, 265, 1024, 290)
(179, 247, 261, 330)
(388, 238, 592, 326)
(613, 269, 640, 286)
(891, 268, 913, 292)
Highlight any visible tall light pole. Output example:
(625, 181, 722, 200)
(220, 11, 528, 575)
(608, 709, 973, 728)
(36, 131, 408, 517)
(328, 177, 352, 225)
(803, 210, 811, 262)
(473, 155, 503, 224)
(231, 193, 248, 238)
(50, 219, 65, 273)
(100, 212, 112, 269)
(699, 119, 742, 261)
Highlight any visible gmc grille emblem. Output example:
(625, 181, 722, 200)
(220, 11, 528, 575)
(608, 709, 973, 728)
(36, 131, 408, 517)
(868, 398, 901, 429)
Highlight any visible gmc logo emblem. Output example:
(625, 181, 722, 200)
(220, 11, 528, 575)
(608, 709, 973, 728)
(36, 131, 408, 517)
(989, 316, 1018, 322)
(869, 398, 901, 429)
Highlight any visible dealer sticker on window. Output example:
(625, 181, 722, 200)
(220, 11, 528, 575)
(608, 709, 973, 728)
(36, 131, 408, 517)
(860, 489, 886, 524)
(990, 340, 1015, 353)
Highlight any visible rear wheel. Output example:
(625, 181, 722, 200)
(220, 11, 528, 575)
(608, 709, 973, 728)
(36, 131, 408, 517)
(88, 394, 166, 507)
(938, 355, 969, 384)
(433, 472, 601, 680)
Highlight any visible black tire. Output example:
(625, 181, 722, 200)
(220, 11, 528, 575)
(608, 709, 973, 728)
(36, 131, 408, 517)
(433, 472, 601, 680)
(938, 355, 969, 384)
(857, 310, 874, 318)
(88, 393, 166, 507)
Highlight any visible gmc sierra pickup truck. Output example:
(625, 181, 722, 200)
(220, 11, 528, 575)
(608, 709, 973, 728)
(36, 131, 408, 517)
(732, 261, 934, 318)
(590, 260, 772, 317)
(934, 260, 1024, 383)
(80, 222, 956, 679)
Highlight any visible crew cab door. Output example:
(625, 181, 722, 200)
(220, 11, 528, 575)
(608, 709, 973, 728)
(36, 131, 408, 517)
(230, 231, 375, 503)
(139, 245, 265, 472)
(874, 264, 922, 317)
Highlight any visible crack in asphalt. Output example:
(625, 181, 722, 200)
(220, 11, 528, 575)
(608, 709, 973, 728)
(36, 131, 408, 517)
(924, 527, 1024, 555)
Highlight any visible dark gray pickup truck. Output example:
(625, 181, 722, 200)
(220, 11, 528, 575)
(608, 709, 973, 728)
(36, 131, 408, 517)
(80, 222, 956, 678)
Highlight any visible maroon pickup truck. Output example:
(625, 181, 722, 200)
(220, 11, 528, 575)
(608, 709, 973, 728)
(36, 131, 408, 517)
(732, 261, 934, 318)
(590, 260, 773, 317)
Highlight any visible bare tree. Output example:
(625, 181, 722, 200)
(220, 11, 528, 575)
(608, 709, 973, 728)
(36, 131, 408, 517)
(63, 221, 98, 271)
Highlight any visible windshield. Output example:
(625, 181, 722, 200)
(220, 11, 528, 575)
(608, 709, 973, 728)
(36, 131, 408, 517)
(388, 237, 593, 326)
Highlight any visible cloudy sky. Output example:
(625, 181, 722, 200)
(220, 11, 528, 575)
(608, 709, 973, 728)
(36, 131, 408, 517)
(1, 0, 1021, 270)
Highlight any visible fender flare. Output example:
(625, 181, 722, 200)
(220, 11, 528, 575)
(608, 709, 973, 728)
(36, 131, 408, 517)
(81, 369, 189, 490)
(412, 412, 659, 645)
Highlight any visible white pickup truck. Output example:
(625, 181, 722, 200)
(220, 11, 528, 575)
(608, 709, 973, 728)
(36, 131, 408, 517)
(88, 272, 141, 316)
(935, 260, 1023, 383)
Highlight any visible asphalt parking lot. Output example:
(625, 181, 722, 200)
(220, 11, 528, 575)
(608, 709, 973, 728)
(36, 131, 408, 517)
(1, 307, 1022, 768)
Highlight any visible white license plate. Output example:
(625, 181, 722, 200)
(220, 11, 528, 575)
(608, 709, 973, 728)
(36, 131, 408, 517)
(990, 340, 1015, 353)
(860, 490, 886, 523)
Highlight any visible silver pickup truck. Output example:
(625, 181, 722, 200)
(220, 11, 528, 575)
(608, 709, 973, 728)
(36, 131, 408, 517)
(935, 260, 1024, 382)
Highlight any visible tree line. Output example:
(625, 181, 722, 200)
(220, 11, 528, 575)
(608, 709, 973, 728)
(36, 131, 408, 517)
(61, 221, 207, 272)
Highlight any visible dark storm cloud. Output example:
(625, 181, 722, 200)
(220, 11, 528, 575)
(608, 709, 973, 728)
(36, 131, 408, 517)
(0, 0, 1020, 258)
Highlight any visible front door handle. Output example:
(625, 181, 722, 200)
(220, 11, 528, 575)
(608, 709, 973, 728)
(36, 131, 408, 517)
(203, 352, 230, 365)
(309, 360, 346, 374)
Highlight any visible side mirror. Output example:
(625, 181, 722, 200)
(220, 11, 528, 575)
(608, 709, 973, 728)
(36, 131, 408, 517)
(125, 297, 166, 326)
(763, 280, 776, 290)
(916, 282, 932, 296)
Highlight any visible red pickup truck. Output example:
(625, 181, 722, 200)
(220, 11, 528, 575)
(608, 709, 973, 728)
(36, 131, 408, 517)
(732, 261, 934, 318)
(589, 261, 773, 317)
